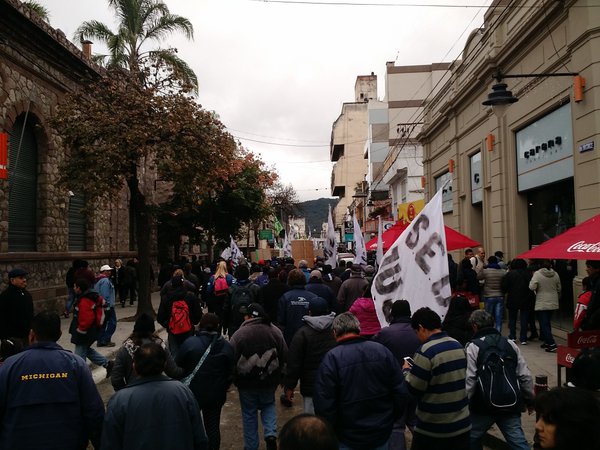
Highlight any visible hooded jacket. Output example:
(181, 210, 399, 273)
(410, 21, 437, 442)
(349, 297, 381, 337)
(283, 313, 337, 396)
(529, 268, 561, 311)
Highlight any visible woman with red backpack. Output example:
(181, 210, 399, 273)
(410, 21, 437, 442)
(206, 260, 234, 334)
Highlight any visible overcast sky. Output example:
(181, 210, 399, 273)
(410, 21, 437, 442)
(41, 0, 492, 201)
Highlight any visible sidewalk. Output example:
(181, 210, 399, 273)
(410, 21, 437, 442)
(58, 290, 164, 384)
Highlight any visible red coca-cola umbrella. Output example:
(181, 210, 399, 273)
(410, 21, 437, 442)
(517, 214, 600, 261)
(366, 221, 480, 252)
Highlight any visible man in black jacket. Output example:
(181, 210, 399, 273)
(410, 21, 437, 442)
(0, 268, 34, 346)
(282, 303, 336, 414)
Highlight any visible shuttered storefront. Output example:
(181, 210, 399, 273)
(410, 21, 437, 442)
(8, 115, 37, 252)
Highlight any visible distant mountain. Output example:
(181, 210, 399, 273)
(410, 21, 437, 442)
(295, 198, 339, 235)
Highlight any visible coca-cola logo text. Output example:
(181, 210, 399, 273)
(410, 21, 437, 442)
(577, 335, 598, 345)
(565, 353, 576, 364)
(567, 241, 600, 253)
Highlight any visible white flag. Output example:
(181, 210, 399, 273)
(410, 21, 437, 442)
(230, 235, 243, 267)
(371, 188, 450, 327)
(324, 205, 338, 267)
(353, 211, 367, 266)
(220, 247, 232, 260)
(283, 230, 292, 258)
(376, 215, 384, 269)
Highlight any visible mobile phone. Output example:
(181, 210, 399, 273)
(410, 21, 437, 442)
(403, 356, 415, 367)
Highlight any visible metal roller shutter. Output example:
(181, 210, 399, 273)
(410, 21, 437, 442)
(8, 115, 37, 252)
(68, 193, 87, 251)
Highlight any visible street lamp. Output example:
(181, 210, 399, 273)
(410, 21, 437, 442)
(482, 70, 583, 117)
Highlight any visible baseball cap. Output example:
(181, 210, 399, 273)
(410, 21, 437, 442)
(100, 264, 113, 272)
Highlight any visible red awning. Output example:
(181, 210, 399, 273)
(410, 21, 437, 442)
(365, 221, 480, 252)
(517, 214, 600, 261)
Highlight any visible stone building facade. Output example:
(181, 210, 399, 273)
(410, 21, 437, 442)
(0, 0, 135, 310)
(418, 0, 600, 330)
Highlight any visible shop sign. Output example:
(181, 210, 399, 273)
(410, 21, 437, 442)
(516, 103, 573, 192)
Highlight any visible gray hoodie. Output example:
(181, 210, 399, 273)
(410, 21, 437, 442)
(529, 268, 561, 311)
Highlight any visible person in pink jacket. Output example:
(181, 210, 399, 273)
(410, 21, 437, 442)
(349, 283, 381, 338)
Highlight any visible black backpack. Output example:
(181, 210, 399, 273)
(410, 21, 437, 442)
(228, 284, 255, 332)
(472, 334, 521, 412)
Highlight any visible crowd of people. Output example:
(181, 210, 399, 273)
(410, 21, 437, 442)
(0, 251, 599, 450)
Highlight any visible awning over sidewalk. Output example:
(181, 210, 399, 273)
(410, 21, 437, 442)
(517, 214, 600, 261)
(366, 221, 480, 252)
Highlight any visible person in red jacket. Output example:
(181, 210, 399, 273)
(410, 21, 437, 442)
(69, 278, 113, 378)
(573, 276, 592, 331)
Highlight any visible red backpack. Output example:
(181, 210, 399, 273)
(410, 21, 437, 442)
(169, 300, 193, 334)
(214, 276, 229, 297)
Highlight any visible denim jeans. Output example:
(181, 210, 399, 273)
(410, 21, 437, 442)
(389, 396, 416, 450)
(507, 309, 529, 342)
(469, 412, 529, 450)
(238, 387, 277, 450)
(99, 307, 117, 344)
(303, 396, 315, 414)
(74, 343, 108, 367)
(536, 310, 556, 345)
(484, 296, 504, 332)
(340, 440, 389, 450)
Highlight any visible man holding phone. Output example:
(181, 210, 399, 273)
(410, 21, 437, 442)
(402, 307, 470, 450)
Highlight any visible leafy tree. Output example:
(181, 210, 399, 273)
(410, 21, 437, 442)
(51, 67, 236, 315)
(74, 0, 197, 91)
(165, 150, 277, 261)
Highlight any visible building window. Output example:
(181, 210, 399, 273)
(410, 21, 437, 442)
(8, 114, 37, 251)
(435, 172, 453, 213)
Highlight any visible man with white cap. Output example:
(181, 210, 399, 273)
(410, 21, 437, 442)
(95, 264, 117, 347)
(0, 268, 34, 346)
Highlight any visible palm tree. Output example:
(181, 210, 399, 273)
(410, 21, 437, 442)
(23, 1, 50, 21)
(74, 0, 197, 91)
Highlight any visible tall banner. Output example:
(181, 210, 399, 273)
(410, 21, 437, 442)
(283, 230, 292, 258)
(353, 211, 367, 266)
(371, 188, 450, 327)
(230, 235, 243, 267)
(324, 205, 338, 267)
(376, 215, 384, 269)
